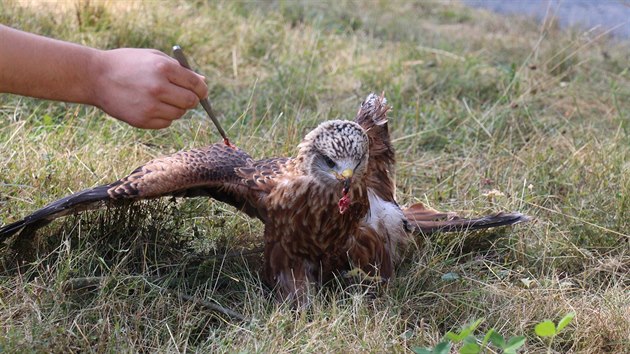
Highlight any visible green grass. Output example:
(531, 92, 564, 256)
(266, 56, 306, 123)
(1, 0, 628, 352)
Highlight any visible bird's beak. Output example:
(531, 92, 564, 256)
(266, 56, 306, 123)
(340, 168, 353, 194)
(343, 178, 351, 194)
(334, 168, 354, 214)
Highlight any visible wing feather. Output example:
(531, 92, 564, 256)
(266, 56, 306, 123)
(0, 143, 278, 240)
(354, 93, 396, 202)
(236, 157, 291, 190)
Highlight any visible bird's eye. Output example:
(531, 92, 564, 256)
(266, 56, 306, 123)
(322, 155, 336, 168)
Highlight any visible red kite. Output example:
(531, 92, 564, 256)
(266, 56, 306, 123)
(0, 94, 528, 305)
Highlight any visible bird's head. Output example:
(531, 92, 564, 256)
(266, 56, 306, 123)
(297, 120, 369, 214)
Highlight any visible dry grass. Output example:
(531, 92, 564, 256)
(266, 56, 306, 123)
(0, 0, 628, 352)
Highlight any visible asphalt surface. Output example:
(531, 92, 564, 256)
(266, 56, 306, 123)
(464, 0, 630, 39)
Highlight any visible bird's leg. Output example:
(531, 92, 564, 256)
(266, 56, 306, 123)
(345, 230, 393, 284)
(272, 262, 314, 309)
(288, 267, 314, 309)
(264, 241, 315, 309)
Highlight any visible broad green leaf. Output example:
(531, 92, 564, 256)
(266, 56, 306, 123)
(534, 320, 556, 337)
(445, 318, 484, 342)
(463, 335, 477, 345)
(556, 312, 575, 332)
(481, 328, 495, 348)
(504, 335, 526, 352)
(433, 341, 452, 354)
(488, 331, 505, 348)
(445, 331, 461, 342)
(460, 342, 481, 354)
(469, 318, 484, 332)
(411, 347, 433, 354)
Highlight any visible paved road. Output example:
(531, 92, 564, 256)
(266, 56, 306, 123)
(464, 0, 630, 39)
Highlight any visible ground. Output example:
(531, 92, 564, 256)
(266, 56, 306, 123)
(0, 1, 628, 353)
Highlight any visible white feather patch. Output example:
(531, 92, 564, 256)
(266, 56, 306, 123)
(364, 188, 408, 261)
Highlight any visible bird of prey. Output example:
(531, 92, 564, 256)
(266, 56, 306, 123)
(0, 94, 528, 305)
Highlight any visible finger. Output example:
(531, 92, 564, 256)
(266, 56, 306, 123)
(144, 118, 173, 130)
(149, 102, 187, 121)
(167, 65, 209, 99)
(129, 117, 173, 130)
(149, 49, 172, 58)
(155, 83, 200, 110)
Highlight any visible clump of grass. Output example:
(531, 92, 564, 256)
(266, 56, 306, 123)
(1, 0, 629, 352)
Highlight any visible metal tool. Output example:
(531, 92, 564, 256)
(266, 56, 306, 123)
(172, 45, 232, 147)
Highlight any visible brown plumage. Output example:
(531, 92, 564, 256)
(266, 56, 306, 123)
(0, 93, 528, 305)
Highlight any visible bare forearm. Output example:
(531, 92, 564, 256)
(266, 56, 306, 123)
(0, 25, 209, 129)
(0, 25, 100, 105)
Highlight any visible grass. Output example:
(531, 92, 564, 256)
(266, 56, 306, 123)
(1, 0, 628, 352)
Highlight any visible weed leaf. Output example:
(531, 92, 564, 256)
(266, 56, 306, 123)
(412, 342, 452, 354)
(445, 331, 461, 342)
(445, 318, 483, 342)
(460, 342, 481, 354)
(463, 335, 477, 345)
(434, 341, 452, 354)
(556, 312, 575, 332)
(534, 320, 556, 337)
(481, 328, 495, 349)
(504, 335, 526, 352)
(488, 331, 505, 348)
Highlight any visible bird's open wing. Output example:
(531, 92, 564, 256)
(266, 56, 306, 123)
(354, 93, 396, 202)
(0, 143, 271, 241)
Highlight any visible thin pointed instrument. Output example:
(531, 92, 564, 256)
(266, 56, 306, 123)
(172, 45, 232, 147)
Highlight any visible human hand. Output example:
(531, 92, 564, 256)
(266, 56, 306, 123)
(92, 48, 209, 129)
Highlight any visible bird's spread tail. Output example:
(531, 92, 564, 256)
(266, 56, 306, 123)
(403, 202, 530, 235)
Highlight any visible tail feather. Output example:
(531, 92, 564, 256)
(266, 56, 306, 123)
(403, 202, 530, 234)
(0, 185, 115, 242)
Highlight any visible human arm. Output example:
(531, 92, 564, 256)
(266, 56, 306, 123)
(0, 25, 209, 129)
